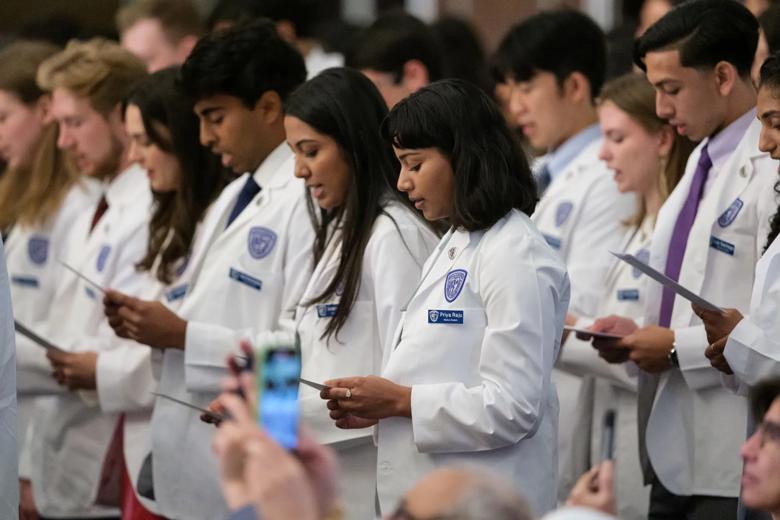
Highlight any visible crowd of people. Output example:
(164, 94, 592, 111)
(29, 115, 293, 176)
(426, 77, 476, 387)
(2, 0, 780, 519)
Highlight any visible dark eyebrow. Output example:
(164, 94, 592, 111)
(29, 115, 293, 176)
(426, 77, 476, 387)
(759, 109, 780, 121)
(397, 152, 420, 162)
(198, 106, 223, 118)
(294, 139, 318, 148)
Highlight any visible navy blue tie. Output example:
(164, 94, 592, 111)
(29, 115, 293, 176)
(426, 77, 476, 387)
(226, 176, 261, 228)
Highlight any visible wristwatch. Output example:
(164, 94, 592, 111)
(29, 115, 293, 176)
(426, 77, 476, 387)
(668, 343, 679, 367)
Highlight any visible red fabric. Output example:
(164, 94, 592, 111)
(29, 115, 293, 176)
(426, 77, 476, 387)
(90, 195, 109, 233)
(120, 422, 167, 520)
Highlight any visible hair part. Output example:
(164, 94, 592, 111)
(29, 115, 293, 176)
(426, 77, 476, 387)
(116, 0, 204, 44)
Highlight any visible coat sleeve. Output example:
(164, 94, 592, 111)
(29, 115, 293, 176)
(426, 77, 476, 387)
(410, 232, 570, 452)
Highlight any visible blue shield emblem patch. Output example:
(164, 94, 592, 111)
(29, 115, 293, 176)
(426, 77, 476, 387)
(718, 198, 744, 228)
(248, 227, 277, 259)
(444, 269, 468, 303)
(428, 310, 439, 322)
(27, 236, 49, 265)
(96, 245, 111, 272)
(633, 248, 650, 278)
(556, 201, 574, 227)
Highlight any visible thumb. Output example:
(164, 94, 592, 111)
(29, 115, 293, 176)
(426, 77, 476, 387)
(597, 460, 614, 494)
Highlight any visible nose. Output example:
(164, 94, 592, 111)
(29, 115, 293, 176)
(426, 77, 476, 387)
(293, 156, 309, 179)
(759, 126, 776, 155)
(397, 167, 413, 193)
(598, 141, 611, 163)
(508, 86, 527, 123)
(741, 430, 761, 462)
(127, 141, 143, 166)
(199, 120, 215, 148)
(655, 91, 673, 120)
(57, 124, 73, 150)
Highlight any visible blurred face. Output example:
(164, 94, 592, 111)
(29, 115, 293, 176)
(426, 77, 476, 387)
(394, 146, 454, 221)
(194, 94, 268, 175)
(389, 469, 470, 519)
(741, 399, 780, 513)
(51, 87, 125, 179)
(0, 90, 46, 170)
(124, 104, 182, 192)
(598, 100, 666, 194)
(757, 85, 780, 163)
(506, 71, 572, 151)
(284, 115, 351, 211)
(121, 18, 184, 72)
(636, 0, 673, 37)
(361, 69, 411, 109)
(645, 49, 725, 141)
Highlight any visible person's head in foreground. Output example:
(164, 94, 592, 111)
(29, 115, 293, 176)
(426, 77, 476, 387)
(756, 51, 780, 252)
(741, 377, 780, 517)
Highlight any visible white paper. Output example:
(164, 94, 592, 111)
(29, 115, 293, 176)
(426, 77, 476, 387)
(59, 260, 105, 294)
(563, 325, 624, 340)
(298, 377, 328, 391)
(612, 252, 723, 313)
(14, 320, 64, 352)
(151, 392, 225, 421)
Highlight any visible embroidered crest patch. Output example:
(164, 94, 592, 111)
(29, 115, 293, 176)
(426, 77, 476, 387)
(444, 269, 468, 303)
(718, 198, 744, 228)
(248, 227, 277, 259)
(633, 248, 650, 278)
(27, 236, 49, 265)
(556, 201, 574, 227)
(96, 245, 111, 272)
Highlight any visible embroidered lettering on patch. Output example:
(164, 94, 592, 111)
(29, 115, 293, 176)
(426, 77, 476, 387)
(444, 269, 467, 303)
(428, 309, 464, 324)
(27, 236, 49, 265)
(229, 268, 262, 290)
(96, 245, 111, 272)
(316, 304, 338, 318)
(248, 227, 277, 259)
(709, 236, 735, 256)
(556, 201, 574, 227)
(11, 276, 39, 288)
(718, 198, 744, 228)
(165, 283, 188, 302)
(543, 234, 562, 250)
(633, 248, 650, 278)
(617, 289, 640, 301)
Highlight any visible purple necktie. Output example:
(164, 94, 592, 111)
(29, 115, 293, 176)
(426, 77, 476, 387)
(658, 144, 712, 327)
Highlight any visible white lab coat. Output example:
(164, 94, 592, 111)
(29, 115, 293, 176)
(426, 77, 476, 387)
(151, 144, 314, 520)
(0, 238, 19, 520)
(7, 181, 100, 479)
(305, 45, 344, 79)
(377, 209, 570, 517)
(643, 119, 778, 497)
(558, 216, 653, 520)
(26, 164, 154, 518)
(532, 138, 636, 484)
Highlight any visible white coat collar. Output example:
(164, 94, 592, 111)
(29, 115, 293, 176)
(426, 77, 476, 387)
(252, 142, 293, 190)
(104, 163, 148, 208)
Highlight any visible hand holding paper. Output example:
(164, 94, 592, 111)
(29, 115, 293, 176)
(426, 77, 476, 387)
(14, 320, 64, 352)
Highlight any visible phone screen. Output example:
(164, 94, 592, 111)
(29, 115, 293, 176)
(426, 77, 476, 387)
(258, 347, 301, 450)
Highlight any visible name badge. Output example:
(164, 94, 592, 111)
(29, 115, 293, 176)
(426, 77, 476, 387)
(428, 309, 464, 324)
(229, 268, 262, 291)
(316, 304, 338, 318)
(542, 233, 561, 250)
(165, 283, 188, 303)
(709, 236, 735, 256)
(11, 276, 39, 288)
(616, 289, 640, 301)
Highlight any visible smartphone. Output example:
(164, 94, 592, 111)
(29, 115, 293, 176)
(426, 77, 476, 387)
(256, 336, 301, 450)
(600, 409, 616, 461)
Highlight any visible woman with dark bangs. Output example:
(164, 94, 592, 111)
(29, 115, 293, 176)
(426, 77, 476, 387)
(319, 78, 570, 516)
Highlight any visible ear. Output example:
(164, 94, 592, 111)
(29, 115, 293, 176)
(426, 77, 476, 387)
(400, 59, 430, 94)
(34, 95, 52, 124)
(656, 124, 675, 157)
(275, 20, 297, 44)
(254, 91, 284, 125)
(562, 71, 593, 104)
(714, 60, 739, 97)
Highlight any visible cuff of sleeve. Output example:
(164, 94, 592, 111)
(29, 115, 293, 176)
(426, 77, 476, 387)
(184, 321, 242, 393)
(674, 325, 722, 389)
(96, 347, 156, 413)
(725, 319, 780, 388)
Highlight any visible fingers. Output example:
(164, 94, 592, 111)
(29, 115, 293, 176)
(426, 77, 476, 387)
(219, 392, 254, 425)
(323, 377, 359, 390)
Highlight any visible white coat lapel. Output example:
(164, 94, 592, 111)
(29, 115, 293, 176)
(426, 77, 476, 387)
(410, 229, 472, 304)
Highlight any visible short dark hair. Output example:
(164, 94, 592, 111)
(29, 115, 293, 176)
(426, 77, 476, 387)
(760, 4, 780, 55)
(253, 0, 324, 39)
(180, 19, 306, 107)
(381, 78, 537, 230)
(634, 0, 758, 77)
(750, 377, 780, 422)
(492, 9, 606, 98)
(346, 12, 443, 83)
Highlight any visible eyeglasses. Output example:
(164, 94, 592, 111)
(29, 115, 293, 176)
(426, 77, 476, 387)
(756, 419, 780, 448)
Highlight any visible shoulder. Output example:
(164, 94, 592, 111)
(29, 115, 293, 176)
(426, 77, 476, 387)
(367, 200, 436, 255)
(481, 210, 567, 273)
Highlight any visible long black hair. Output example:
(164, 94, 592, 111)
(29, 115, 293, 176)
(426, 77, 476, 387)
(284, 67, 429, 341)
(124, 67, 231, 282)
(759, 53, 780, 253)
(381, 78, 538, 230)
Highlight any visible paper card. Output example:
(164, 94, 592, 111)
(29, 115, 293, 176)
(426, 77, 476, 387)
(14, 320, 64, 352)
(563, 325, 625, 340)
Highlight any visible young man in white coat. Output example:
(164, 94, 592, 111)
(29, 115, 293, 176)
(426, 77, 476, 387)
(102, 21, 313, 520)
(492, 10, 636, 491)
(22, 40, 151, 519)
(589, 1, 778, 517)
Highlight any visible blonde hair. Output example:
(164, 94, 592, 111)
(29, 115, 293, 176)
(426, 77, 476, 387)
(116, 0, 204, 44)
(0, 41, 81, 231)
(37, 38, 146, 115)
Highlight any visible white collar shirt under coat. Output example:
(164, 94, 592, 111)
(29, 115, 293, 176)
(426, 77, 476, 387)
(377, 209, 570, 517)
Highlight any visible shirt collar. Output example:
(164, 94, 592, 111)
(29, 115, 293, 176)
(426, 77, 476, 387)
(251, 142, 293, 187)
(545, 124, 601, 180)
(105, 163, 147, 207)
(706, 108, 755, 172)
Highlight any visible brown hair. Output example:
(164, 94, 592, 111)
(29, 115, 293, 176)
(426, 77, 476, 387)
(0, 41, 81, 231)
(598, 73, 695, 225)
(117, 0, 204, 44)
(37, 38, 147, 115)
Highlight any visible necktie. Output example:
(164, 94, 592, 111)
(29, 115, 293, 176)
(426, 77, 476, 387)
(536, 164, 552, 197)
(90, 195, 109, 233)
(225, 176, 261, 228)
(658, 144, 712, 327)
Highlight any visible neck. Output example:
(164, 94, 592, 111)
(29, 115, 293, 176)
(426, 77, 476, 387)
(551, 105, 597, 152)
(713, 79, 756, 136)
(642, 184, 663, 217)
(296, 38, 318, 58)
(249, 127, 286, 173)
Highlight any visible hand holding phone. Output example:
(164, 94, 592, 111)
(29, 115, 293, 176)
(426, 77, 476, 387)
(256, 333, 301, 450)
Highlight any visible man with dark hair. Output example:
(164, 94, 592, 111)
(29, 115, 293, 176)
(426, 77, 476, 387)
(103, 20, 314, 520)
(741, 377, 780, 518)
(493, 10, 635, 495)
(591, 1, 779, 518)
(117, 0, 203, 72)
(347, 12, 443, 108)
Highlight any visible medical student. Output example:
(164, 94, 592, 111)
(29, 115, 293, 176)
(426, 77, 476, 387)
(319, 79, 570, 516)
(21, 40, 151, 519)
(557, 73, 693, 520)
(588, 1, 778, 517)
(695, 53, 780, 387)
(0, 40, 99, 518)
(492, 10, 636, 486)
(103, 21, 313, 520)
(0, 240, 17, 520)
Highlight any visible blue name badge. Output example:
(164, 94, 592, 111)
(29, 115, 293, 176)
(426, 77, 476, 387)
(542, 233, 562, 250)
(617, 289, 640, 301)
(11, 276, 39, 288)
(165, 283, 188, 303)
(709, 236, 735, 256)
(229, 268, 262, 291)
(316, 304, 338, 318)
(428, 309, 464, 324)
